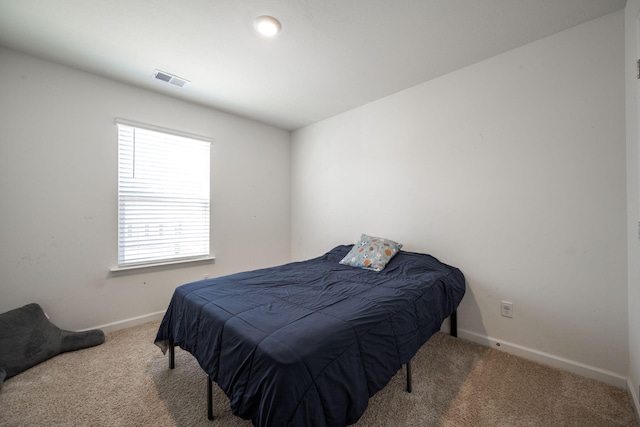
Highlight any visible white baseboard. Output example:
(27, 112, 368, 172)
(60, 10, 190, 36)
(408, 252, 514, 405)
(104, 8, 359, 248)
(86, 315, 631, 390)
(457, 328, 628, 388)
(79, 310, 165, 333)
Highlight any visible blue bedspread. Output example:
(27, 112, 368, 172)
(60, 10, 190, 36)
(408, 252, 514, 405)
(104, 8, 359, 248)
(154, 245, 465, 426)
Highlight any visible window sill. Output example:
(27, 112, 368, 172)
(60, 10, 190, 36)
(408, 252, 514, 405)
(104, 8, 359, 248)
(110, 256, 216, 274)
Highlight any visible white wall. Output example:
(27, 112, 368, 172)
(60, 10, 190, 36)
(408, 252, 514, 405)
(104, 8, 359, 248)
(0, 47, 291, 331)
(292, 11, 627, 384)
(625, 0, 640, 412)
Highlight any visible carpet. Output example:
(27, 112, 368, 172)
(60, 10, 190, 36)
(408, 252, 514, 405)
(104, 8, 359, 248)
(0, 321, 636, 426)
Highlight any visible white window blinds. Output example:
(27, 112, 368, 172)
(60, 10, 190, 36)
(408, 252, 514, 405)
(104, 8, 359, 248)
(116, 120, 211, 268)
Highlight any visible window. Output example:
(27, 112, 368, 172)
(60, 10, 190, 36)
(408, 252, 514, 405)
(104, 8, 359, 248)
(116, 119, 211, 269)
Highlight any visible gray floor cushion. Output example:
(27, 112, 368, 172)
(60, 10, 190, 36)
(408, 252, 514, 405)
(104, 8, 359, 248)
(0, 303, 104, 387)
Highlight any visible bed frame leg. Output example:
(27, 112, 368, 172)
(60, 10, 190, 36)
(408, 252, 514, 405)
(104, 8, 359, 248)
(450, 310, 458, 338)
(404, 311, 456, 395)
(169, 339, 175, 369)
(207, 376, 214, 420)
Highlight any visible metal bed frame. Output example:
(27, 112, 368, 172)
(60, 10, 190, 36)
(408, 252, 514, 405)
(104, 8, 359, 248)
(167, 311, 458, 421)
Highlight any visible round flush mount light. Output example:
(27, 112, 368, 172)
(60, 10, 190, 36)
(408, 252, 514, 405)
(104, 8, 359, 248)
(254, 15, 281, 37)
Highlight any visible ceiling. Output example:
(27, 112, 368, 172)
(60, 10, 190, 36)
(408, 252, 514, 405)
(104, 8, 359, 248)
(0, 0, 627, 131)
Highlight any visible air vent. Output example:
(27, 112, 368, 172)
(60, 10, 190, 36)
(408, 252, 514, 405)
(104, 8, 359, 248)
(153, 70, 189, 87)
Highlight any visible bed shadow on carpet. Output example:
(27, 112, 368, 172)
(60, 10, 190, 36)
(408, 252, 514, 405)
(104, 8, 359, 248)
(148, 333, 487, 427)
(149, 332, 638, 427)
(148, 347, 252, 426)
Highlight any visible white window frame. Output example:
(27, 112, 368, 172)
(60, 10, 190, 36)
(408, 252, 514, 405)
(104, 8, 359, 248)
(113, 118, 213, 271)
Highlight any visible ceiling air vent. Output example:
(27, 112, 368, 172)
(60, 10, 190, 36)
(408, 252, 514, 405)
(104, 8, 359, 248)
(153, 70, 189, 87)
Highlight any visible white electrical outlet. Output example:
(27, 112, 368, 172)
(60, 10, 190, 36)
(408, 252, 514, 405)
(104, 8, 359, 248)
(501, 301, 513, 318)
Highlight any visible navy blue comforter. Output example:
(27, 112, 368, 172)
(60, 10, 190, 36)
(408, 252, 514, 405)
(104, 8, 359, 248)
(154, 245, 465, 427)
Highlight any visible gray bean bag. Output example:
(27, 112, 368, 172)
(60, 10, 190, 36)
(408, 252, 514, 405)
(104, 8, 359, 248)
(0, 303, 105, 387)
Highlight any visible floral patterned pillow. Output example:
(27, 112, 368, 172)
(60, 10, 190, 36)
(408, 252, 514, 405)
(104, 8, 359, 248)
(339, 234, 403, 272)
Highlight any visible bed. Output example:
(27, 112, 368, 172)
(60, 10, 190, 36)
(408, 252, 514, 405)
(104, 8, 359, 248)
(154, 243, 465, 426)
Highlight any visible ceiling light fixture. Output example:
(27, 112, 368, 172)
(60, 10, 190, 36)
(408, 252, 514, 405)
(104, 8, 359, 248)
(254, 15, 281, 37)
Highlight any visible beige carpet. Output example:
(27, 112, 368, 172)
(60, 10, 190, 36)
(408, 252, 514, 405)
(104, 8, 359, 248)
(0, 321, 637, 427)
